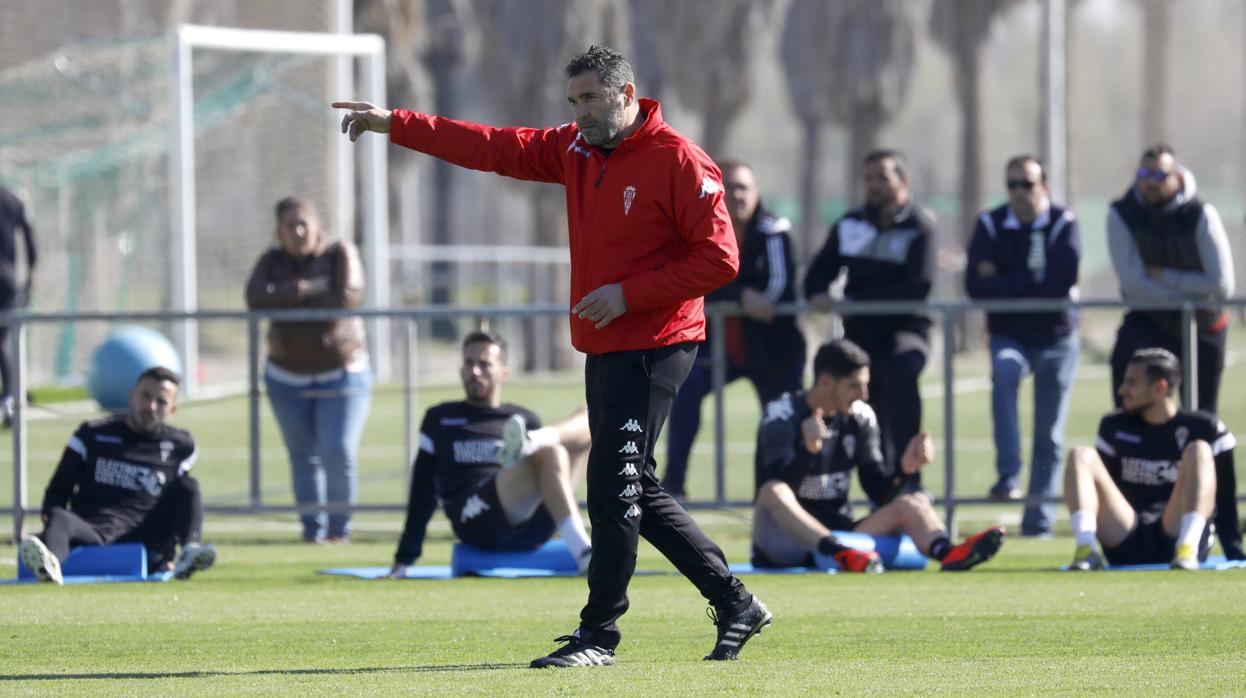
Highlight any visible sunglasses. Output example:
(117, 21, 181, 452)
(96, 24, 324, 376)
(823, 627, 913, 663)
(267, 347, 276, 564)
(1136, 167, 1174, 181)
(1006, 180, 1040, 191)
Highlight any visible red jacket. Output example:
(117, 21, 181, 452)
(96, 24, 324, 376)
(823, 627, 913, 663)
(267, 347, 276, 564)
(389, 99, 739, 355)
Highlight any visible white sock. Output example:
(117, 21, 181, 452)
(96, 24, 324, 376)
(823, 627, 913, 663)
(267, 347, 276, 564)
(1176, 512, 1207, 553)
(558, 514, 591, 559)
(528, 426, 561, 454)
(1071, 511, 1097, 548)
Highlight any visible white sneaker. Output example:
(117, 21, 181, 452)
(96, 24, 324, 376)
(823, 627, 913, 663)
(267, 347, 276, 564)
(1170, 543, 1199, 571)
(499, 414, 530, 467)
(173, 543, 217, 580)
(20, 536, 63, 585)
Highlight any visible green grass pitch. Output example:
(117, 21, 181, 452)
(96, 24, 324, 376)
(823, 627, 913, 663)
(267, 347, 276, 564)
(1, 341, 1244, 694)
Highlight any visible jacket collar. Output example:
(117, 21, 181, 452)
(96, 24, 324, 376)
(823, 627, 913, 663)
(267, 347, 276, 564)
(1002, 200, 1052, 230)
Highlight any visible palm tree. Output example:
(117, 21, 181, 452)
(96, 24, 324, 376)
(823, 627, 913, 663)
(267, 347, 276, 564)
(780, 0, 917, 254)
(632, 0, 777, 158)
(929, 0, 1021, 244)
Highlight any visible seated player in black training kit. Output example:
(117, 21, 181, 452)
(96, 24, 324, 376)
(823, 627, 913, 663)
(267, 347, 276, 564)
(1065, 348, 1243, 570)
(20, 367, 215, 584)
(753, 340, 1006, 573)
(389, 330, 593, 577)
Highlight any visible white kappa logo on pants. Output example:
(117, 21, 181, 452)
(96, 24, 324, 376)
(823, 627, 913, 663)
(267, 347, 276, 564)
(620, 419, 643, 433)
(618, 441, 639, 455)
(624, 504, 641, 518)
(618, 483, 641, 498)
(617, 463, 638, 477)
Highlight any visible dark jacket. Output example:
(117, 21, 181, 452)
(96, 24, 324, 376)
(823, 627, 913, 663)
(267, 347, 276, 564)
(965, 202, 1080, 346)
(245, 239, 368, 375)
(1108, 171, 1233, 336)
(705, 204, 805, 378)
(803, 200, 935, 350)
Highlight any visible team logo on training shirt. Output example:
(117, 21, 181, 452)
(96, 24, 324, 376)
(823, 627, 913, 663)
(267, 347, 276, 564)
(1175, 426, 1190, 452)
(160, 440, 175, 463)
(459, 494, 490, 522)
(623, 185, 637, 215)
(620, 419, 643, 432)
(842, 434, 856, 459)
(619, 441, 639, 455)
(699, 175, 723, 199)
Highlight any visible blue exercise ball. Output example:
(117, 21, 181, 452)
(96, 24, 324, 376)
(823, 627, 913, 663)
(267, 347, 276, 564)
(88, 326, 184, 412)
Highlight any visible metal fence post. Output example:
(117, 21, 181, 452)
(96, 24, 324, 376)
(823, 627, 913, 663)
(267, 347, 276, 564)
(942, 307, 957, 538)
(710, 305, 728, 506)
(248, 316, 262, 509)
(1181, 301, 1198, 409)
(403, 318, 418, 475)
(10, 317, 25, 542)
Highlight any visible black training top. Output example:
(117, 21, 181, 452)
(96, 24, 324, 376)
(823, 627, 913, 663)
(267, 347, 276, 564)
(1094, 408, 1241, 555)
(755, 390, 903, 529)
(394, 401, 541, 564)
(41, 415, 198, 540)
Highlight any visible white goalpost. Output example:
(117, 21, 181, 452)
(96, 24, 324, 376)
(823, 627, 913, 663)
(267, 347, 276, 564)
(168, 24, 390, 393)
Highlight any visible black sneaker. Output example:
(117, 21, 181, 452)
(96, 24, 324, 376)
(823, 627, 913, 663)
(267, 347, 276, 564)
(530, 633, 615, 668)
(704, 596, 772, 661)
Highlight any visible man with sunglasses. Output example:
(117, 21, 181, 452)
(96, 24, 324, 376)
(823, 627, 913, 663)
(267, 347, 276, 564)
(1107, 143, 1234, 416)
(966, 155, 1081, 537)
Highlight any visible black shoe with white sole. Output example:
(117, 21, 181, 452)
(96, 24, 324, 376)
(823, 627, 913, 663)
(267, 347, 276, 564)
(704, 596, 772, 661)
(530, 633, 615, 668)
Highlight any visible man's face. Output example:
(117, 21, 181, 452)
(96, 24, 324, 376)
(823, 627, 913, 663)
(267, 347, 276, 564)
(863, 158, 908, 210)
(277, 205, 321, 258)
(723, 165, 760, 226)
(460, 341, 507, 405)
(1118, 362, 1165, 414)
(1006, 160, 1049, 221)
(1136, 153, 1181, 206)
(127, 377, 178, 433)
(829, 367, 870, 412)
(566, 71, 631, 148)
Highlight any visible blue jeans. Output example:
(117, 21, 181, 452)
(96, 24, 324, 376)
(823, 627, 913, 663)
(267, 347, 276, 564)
(265, 365, 372, 540)
(989, 333, 1079, 535)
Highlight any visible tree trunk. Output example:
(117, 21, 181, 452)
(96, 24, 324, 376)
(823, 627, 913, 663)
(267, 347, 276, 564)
(957, 40, 984, 246)
(846, 105, 882, 205)
(428, 56, 458, 339)
(797, 117, 823, 258)
(701, 107, 732, 161)
(1140, 0, 1170, 143)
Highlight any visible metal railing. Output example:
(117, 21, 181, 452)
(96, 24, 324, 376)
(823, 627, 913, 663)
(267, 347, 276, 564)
(6, 297, 1242, 540)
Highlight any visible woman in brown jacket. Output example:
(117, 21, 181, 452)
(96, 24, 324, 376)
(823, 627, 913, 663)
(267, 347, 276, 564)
(245, 197, 371, 543)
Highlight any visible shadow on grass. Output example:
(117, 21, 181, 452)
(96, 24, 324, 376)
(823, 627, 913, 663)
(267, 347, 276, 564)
(0, 663, 530, 681)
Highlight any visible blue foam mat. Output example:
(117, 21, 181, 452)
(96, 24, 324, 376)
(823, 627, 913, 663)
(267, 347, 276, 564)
(6, 543, 171, 585)
(1059, 555, 1246, 572)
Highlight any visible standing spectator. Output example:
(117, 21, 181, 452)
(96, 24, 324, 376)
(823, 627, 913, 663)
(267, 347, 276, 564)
(804, 150, 934, 489)
(0, 183, 36, 426)
(245, 197, 371, 544)
(965, 155, 1081, 536)
(662, 159, 805, 499)
(333, 45, 767, 668)
(1108, 143, 1234, 414)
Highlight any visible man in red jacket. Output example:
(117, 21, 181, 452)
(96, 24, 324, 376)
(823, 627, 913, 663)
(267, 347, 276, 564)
(334, 45, 767, 668)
